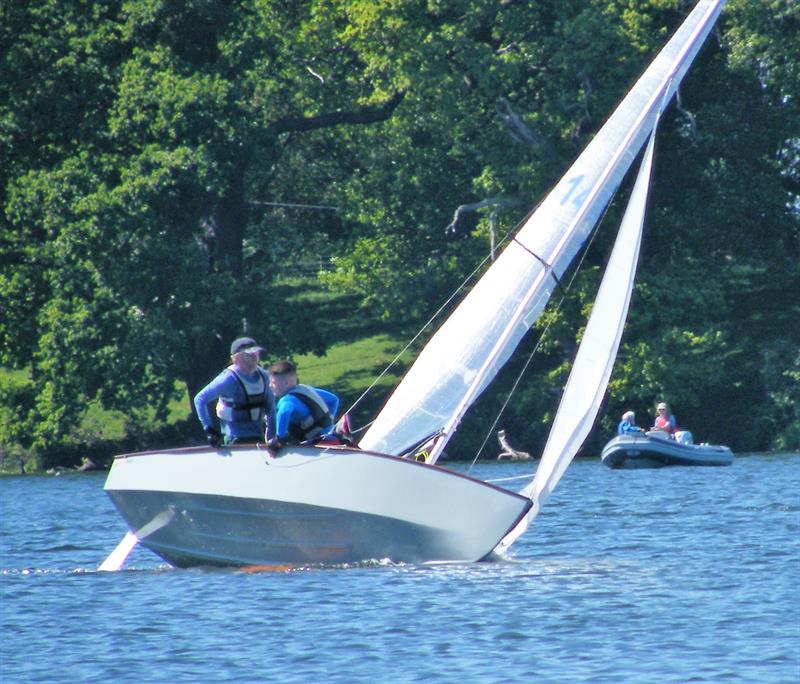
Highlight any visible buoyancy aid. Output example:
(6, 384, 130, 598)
(654, 415, 675, 435)
(216, 366, 271, 423)
(286, 384, 333, 441)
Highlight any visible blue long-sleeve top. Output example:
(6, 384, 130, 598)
(618, 420, 644, 435)
(275, 387, 339, 441)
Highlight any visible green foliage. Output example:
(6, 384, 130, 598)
(1, 0, 798, 463)
(0, 372, 36, 462)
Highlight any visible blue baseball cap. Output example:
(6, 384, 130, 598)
(230, 337, 265, 355)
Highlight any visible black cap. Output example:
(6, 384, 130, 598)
(230, 337, 265, 355)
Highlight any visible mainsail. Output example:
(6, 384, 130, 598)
(358, 0, 725, 460)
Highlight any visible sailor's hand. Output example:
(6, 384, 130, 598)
(265, 437, 284, 456)
(267, 437, 286, 456)
(205, 427, 222, 448)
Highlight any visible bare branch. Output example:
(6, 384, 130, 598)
(496, 97, 556, 160)
(445, 197, 526, 234)
(495, 42, 517, 56)
(496, 97, 537, 146)
(305, 66, 325, 84)
(496, 429, 532, 461)
(267, 91, 406, 137)
(675, 88, 697, 139)
(565, 71, 594, 141)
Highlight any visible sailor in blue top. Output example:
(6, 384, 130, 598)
(617, 410, 644, 435)
(265, 359, 339, 454)
(193, 337, 276, 447)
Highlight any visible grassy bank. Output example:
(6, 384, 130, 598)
(0, 331, 410, 474)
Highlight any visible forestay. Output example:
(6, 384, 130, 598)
(358, 0, 725, 461)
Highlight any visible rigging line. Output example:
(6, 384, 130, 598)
(346, 421, 372, 435)
(491, 197, 542, 253)
(464, 286, 566, 474)
(511, 236, 568, 298)
(465, 187, 617, 475)
(343, 247, 497, 419)
(485, 473, 534, 484)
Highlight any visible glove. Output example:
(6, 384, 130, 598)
(265, 437, 284, 456)
(205, 427, 222, 448)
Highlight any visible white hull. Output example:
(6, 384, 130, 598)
(601, 433, 733, 469)
(104, 444, 531, 567)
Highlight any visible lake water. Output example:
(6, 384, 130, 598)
(2, 454, 798, 683)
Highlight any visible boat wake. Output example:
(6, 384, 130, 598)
(1, 564, 175, 577)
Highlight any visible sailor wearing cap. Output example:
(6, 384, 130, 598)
(193, 337, 276, 447)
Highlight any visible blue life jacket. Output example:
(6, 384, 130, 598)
(287, 385, 333, 441)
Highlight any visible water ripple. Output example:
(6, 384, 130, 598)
(1, 457, 799, 683)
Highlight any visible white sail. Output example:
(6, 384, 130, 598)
(529, 131, 656, 507)
(497, 128, 657, 553)
(359, 0, 725, 460)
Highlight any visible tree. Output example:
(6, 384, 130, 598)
(1, 0, 409, 456)
(1, 0, 797, 462)
(327, 0, 799, 454)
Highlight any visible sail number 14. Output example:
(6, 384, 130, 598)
(560, 175, 591, 208)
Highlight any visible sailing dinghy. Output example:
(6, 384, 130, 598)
(103, 0, 726, 569)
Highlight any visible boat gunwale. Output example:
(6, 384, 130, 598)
(605, 433, 733, 454)
(109, 444, 534, 502)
